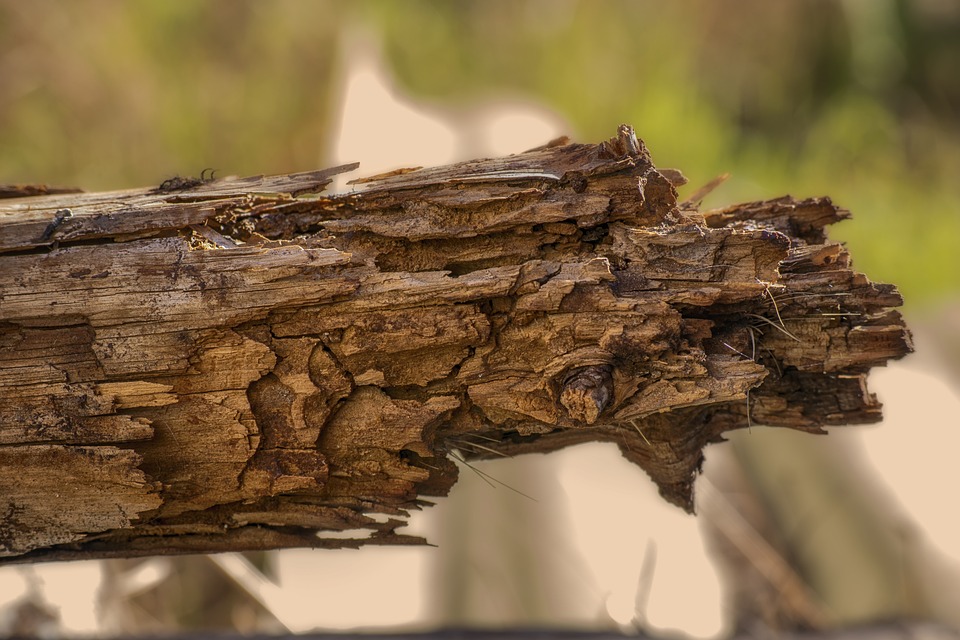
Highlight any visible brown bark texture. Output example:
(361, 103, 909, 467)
(0, 125, 911, 563)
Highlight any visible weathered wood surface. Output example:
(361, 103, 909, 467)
(0, 125, 911, 563)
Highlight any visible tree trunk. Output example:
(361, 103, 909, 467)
(0, 125, 911, 563)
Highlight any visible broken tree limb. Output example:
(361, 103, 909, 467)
(0, 125, 911, 563)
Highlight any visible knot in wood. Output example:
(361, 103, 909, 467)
(559, 365, 613, 426)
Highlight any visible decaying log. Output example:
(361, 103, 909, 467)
(0, 125, 911, 563)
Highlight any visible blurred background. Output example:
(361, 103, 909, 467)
(1, 1, 958, 638)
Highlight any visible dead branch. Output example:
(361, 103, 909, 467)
(0, 125, 911, 563)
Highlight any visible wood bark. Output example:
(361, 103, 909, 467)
(0, 125, 911, 563)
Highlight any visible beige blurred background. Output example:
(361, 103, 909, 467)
(1, 1, 958, 637)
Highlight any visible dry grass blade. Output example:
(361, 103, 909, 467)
(682, 173, 731, 206)
(448, 450, 538, 502)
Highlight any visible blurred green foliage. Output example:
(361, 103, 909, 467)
(1, 0, 957, 306)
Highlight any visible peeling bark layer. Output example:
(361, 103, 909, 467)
(0, 125, 911, 562)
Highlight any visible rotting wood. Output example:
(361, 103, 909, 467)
(0, 125, 911, 563)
